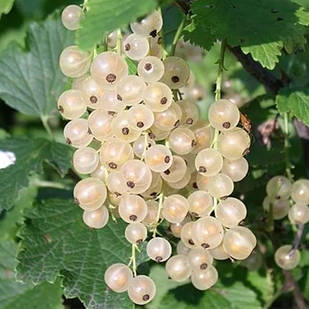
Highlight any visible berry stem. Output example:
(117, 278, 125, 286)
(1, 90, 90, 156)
(172, 89, 179, 101)
(283, 112, 293, 181)
(152, 193, 164, 238)
(212, 39, 227, 149)
(209, 196, 218, 214)
(266, 199, 274, 232)
(141, 132, 148, 161)
(215, 39, 227, 101)
(41, 116, 54, 140)
(82, 0, 89, 11)
(210, 129, 219, 150)
(129, 244, 138, 277)
(170, 16, 186, 56)
(116, 29, 122, 55)
(289, 223, 305, 256)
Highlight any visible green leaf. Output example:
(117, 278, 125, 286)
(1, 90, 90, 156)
(186, 0, 307, 69)
(296, 7, 309, 25)
(214, 282, 262, 309)
(76, 0, 157, 50)
(276, 88, 309, 126)
(0, 240, 63, 309)
(158, 261, 272, 309)
(0, 186, 37, 240)
(241, 42, 283, 70)
(159, 284, 232, 309)
(146, 265, 181, 309)
(17, 199, 149, 309)
(0, 138, 72, 211)
(183, 20, 216, 51)
(0, 13, 73, 117)
(0, 0, 14, 17)
(125, 57, 137, 75)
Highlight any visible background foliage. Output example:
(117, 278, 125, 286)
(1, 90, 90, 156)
(0, 0, 308, 308)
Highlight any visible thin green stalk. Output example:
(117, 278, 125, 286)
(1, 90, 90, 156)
(131, 244, 137, 277)
(116, 29, 122, 55)
(210, 129, 219, 149)
(152, 193, 164, 238)
(128, 244, 138, 277)
(41, 116, 54, 140)
(283, 112, 293, 181)
(266, 200, 274, 232)
(32, 179, 69, 189)
(82, 0, 89, 11)
(215, 39, 227, 101)
(172, 89, 178, 101)
(212, 39, 227, 149)
(170, 16, 186, 56)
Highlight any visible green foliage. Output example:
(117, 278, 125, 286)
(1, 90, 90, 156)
(147, 264, 270, 309)
(0, 138, 72, 211)
(126, 57, 137, 75)
(0, 187, 37, 240)
(241, 42, 283, 71)
(0, 13, 73, 117)
(276, 88, 309, 125)
(0, 0, 14, 18)
(0, 240, 63, 309)
(76, 0, 157, 50)
(159, 281, 261, 309)
(146, 265, 181, 309)
(17, 199, 149, 309)
(185, 0, 309, 69)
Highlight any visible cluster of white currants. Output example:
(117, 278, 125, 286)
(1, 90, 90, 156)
(263, 176, 309, 270)
(59, 6, 256, 305)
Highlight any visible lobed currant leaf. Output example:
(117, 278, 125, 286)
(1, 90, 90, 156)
(185, 0, 308, 69)
(0, 240, 63, 309)
(0, 13, 73, 117)
(17, 199, 149, 309)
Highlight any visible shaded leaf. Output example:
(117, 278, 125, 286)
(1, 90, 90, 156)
(76, 0, 157, 50)
(0, 138, 72, 211)
(0, 186, 37, 240)
(183, 20, 216, 51)
(146, 265, 181, 309)
(276, 88, 309, 126)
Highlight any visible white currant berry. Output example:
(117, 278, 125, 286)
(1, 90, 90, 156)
(83, 205, 109, 229)
(104, 263, 133, 293)
(147, 237, 172, 262)
(61, 5, 83, 30)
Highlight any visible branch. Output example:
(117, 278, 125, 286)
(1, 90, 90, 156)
(283, 270, 308, 309)
(175, 0, 191, 14)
